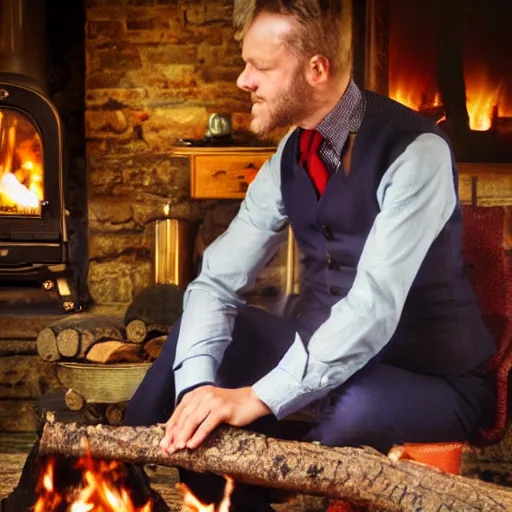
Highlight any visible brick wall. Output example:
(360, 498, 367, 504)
(85, 0, 254, 305)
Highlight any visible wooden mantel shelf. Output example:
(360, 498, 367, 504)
(171, 145, 512, 206)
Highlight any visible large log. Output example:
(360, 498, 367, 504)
(39, 419, 512, 511)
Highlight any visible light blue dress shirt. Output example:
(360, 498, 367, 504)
(172, 131, 457, 420)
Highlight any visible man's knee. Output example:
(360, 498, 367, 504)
(308, 388, 390, 450)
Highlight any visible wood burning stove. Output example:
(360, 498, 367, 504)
(0, 0, 79, 311)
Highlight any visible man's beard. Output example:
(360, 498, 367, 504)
(250, 70, 314, 137)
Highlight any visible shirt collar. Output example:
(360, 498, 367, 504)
(316, 78, 365, 158)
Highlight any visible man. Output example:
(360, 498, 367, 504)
(125, 0, 495, 508)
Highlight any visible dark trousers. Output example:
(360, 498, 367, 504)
(125, 305, 493, 506)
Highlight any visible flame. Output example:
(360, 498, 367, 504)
(465, 75, 504, 131)
(34, 452, 153, 512)
(0, 172, 40, 207)
(390, 75, 510, 132)
(178, 476, 234, 512)
(0, 110, 44, 213)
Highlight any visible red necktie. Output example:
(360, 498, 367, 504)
(299, 129, 329, 196)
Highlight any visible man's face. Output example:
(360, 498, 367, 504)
(236, 12, 314, 137)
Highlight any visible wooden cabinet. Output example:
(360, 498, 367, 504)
(171, 146, 275, 199)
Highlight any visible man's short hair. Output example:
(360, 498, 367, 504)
(233, 0, 353, 76)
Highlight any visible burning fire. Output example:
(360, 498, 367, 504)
(0, 110, 44, 213)
(178, 477, 234, 512)
(34, 451, 235, 512)
(34, 453, 153, 512)
(390, 75, 510, 132)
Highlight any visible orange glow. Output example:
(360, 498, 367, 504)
(465, 73, 505, 131)
(0, 110, 44, 214)
(178, 476, 234, 512)
(34, 452, 153, 512)
(390, 75, 510, 132)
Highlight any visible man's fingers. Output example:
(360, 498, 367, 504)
(159, 395, 193, 454)
(160, 388, 203, 453)
(173, 397, 213, 449)
(166, 391, 193, 432)
(186, 408, 226, 449)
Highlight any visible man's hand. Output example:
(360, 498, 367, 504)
(159, 385, 271, 455)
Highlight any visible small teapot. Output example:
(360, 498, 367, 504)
(205, 113, 232, 138)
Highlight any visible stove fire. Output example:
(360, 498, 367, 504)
(0, 110, 44, 215)
(33, 453, 153, 512)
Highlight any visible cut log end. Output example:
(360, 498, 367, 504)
(105, 404, 125, 426)
(126, 319, 147, 344)
(64, 389, 85, 411)
(56, 329, 80, 358)
(36, 328, 60, 362)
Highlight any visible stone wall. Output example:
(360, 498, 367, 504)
(85, 0, 255, 306)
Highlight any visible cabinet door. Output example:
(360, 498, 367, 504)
(191, 153, 273, 199)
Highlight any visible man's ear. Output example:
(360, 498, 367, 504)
(305, 54, 330, 86)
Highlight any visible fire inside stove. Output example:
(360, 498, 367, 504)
(387, 1, 511, 132)
(0, 109, 44, 216)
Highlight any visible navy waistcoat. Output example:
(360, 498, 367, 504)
(280, 91, 496, 375)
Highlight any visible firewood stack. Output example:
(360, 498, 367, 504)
(36, 284, 184, 364)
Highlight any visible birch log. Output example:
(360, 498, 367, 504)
(39, 419, 512, 511)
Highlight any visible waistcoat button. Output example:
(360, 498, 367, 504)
(329, 285, 342, 296)
(321, 224, 333, 240)
(326, 254, 340, 271)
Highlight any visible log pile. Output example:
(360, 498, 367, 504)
(35, 284, 184, 364)
(39, 418, 512, 512)
(36, 315, 170, 364)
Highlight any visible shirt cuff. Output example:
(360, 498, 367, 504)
(252, 365, 328, 420)
(173, 355, 217, 403)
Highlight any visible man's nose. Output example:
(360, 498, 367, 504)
(236, 67, 254, 92)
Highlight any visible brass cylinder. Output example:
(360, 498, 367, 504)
(152, 218, 194, 290)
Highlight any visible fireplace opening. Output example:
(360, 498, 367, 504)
(0, 109, 44, 217)
(0, 0, 84, 312)
(360, 0, 512, 162)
